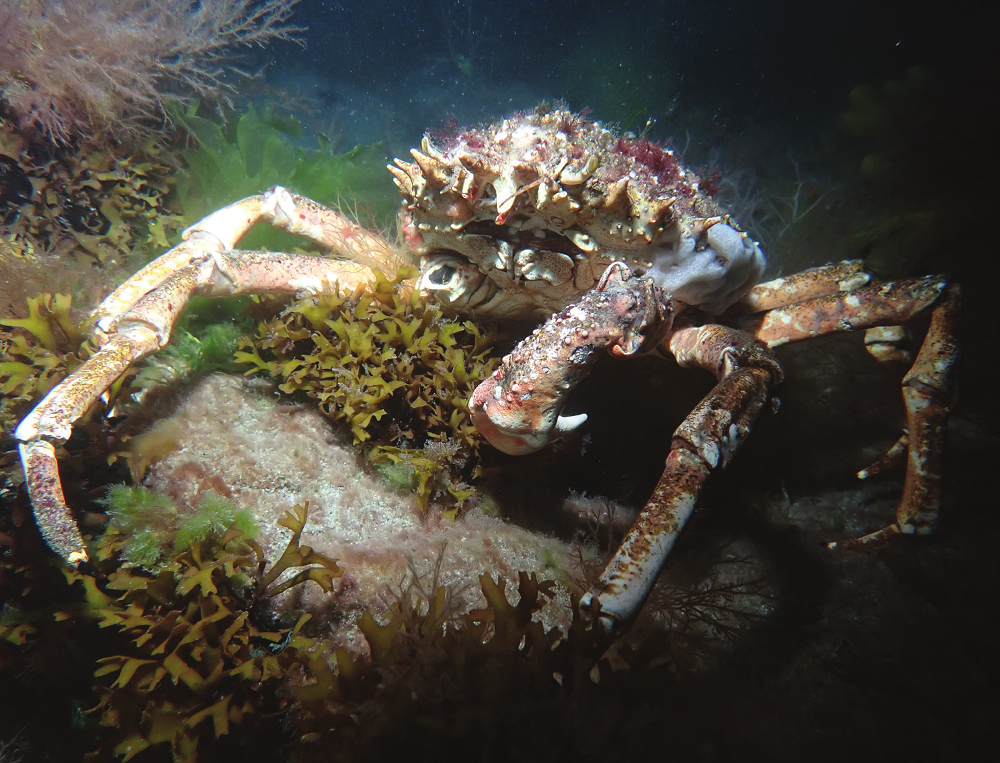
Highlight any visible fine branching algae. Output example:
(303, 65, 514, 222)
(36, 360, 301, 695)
(100, 485, 260, 571)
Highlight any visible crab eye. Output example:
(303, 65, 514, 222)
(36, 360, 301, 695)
(428, 264, 457, 285)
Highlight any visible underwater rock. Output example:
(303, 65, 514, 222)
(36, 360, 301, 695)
(143, 374, 583, 655)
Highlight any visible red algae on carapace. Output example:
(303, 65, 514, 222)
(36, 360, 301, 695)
(613, 136, 682, 185)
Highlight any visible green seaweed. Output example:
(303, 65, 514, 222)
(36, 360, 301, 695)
(129, 319, 249, 400)
(167, 101, 398, 251)
(173, 493, 259, 553)
(100, 484, 178, 568)
(99, 485, 260, 571)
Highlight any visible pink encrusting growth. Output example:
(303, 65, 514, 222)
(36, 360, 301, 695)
(612, 136, 682, 185)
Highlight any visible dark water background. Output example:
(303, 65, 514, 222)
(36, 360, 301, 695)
(260, 0, 989, 154)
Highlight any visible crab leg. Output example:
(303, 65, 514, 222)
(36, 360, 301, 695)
(727, 259, 871, 315)
(93, 187, 403, 332)
(728, 261, 920, 366)
(580, 325, 782, 638)
(264, 189, 408, 276)
(17, 265, 201, 564)
(832, 284, 960, 547)
(17, 191, 400, 565)
(737, 275, 948, 346)
(738, 275, 959, 547)
(92, 195, 271, 332)
(470, 263, 783, 640)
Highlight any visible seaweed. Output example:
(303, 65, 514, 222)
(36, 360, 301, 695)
(168, 101, 399, 249)
(0, 117, 183, 267)
(286, 563, 627, 762)
(1, 499, 686, 762)
(0, 0, 301, 146)
(97, 486, 260, 572)
(0, 502, 341, 762)
(0, 292, 91, 435)
(236, 266, 500, 511)
(369, 439, 476, 515)
(84, 504, 341, 761)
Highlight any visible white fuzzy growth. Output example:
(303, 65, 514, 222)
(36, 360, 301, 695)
(645, 223, 765, 313)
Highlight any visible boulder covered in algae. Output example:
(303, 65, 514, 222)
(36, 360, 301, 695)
(142, 374, 585, 654)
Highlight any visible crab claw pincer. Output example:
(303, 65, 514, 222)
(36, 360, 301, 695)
(469, 262, 673, 455)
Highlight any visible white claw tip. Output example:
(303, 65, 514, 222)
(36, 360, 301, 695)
(555, 412, 588, 433)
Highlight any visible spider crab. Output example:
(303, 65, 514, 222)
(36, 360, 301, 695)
(15, 106, 959, 644)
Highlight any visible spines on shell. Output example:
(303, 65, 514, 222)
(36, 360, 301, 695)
(409, 148, 450, 189)
(393, 106, 741, 317)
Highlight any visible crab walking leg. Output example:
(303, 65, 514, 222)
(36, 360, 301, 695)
(93, 195, 274, 332)
(852, 325, 917, 480)
(832, 284, 961, 548)
(17, 247, 387, 564)
(93, 188, 401, 332)
(201, 250, 379, 296)
(264, 187, 408, 276)
(735, 273, 958, 547)
(863, 325, 915, 365)
(738, 275, 947, 347)
(857, 434, 910, 479)
(581, 326, 782, 638)
(728, 259, 871, 315)
(17, 265, 201, 564)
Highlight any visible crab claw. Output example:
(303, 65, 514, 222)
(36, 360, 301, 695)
(470, 262, 673, 455)
(470, 378, 588, 455)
